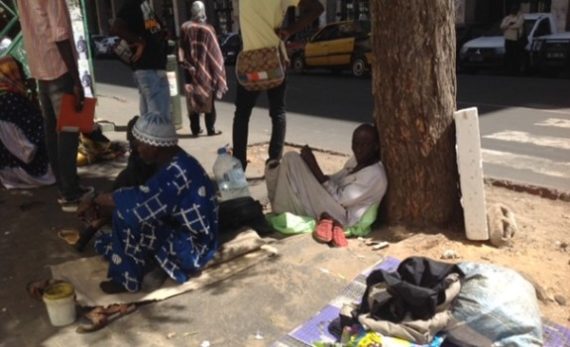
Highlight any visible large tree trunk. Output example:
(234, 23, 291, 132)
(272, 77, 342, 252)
(370, 1, 462, 227)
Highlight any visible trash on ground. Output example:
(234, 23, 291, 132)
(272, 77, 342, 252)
(441, 249, 459, 260)
(371, 242, 389, 250)
(57, 229, 80, 245)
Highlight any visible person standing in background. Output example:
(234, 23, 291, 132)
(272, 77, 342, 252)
(16, 0, 92, 212)
(179, 1, 227, 137)
(111, 0, 171, 121)
(232, 0, 324, 170)
(501, 5, 524, 75)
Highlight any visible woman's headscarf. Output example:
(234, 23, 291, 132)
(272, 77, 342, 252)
(0, 56, 26, 96)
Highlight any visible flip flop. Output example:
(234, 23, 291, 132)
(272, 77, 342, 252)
(331, 225, 348, 248)
(76, 304, 137, 333)
(313, 218, 333, 243)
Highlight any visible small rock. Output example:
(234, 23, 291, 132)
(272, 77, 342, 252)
(1, 307, 6, 312)
(481, 256, 491, 261)
(200, 341, 211, 347)
(441, 250, 459, 260)
(554, 295, 567, 306)
(167, 332, 176, 339)
(254, 330, 264, 340)
(560, 242, 568, 251)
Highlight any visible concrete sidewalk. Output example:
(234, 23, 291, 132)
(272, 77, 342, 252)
(0, 82, 381, 347)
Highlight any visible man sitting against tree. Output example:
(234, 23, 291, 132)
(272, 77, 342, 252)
(265, 124, 388, 247)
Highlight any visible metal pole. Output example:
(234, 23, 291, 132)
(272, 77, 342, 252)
(172, 0, 183, 37)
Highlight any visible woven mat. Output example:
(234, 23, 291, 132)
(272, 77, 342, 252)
(50, 229, 277, 307)
(272, 257, 570, 347)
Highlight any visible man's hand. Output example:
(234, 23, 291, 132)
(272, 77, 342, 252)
(184, 84, 194, 94)
(301, 145, 329, 183)
(300, 145, 317, 165)
(73, 81, 85, 112)
(277, 29, 290, 41)
(130, 41, 146, 63)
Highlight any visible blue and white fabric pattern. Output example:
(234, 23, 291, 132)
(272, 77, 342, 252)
(95, 150, 218, 292)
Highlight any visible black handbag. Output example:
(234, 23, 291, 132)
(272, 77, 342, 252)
(218, 197, 273, 235)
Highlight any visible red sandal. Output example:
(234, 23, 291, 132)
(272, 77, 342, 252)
(313, 218, 333, 243)
(331, 225, 348, 248)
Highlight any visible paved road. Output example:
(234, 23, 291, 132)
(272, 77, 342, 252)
(93, 60, 570, 192)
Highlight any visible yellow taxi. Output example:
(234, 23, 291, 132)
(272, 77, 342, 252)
(290, 20, 372, 77)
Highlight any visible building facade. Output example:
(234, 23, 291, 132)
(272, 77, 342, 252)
(89, 0, 570, 37)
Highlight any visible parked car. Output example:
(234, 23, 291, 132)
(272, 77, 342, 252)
(285, 29, 317, 60)
(91, 35, 120, 59)
(531, 32, 570, 75)
(459, 13, 566, 73)
(291, 20, 372, 77)
(219, 32, 241, 65)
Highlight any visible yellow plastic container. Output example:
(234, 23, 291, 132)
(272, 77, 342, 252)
(42, 281, 76, 327)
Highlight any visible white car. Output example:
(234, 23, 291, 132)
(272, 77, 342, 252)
(92, 35, 120, 58)
(459, 13, 559, 71)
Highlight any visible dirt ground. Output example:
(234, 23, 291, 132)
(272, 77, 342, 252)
(248, 144, 570, 327)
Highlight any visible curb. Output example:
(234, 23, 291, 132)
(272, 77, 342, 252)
(484, 178, 570, 202)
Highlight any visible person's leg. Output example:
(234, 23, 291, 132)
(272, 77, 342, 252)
(189, 112, 201, 136)
(266, 79, 287, 162)
(185, 93, 202, 135)
(505, 40, 517, 75)
(38, 73, 81, 200)
(38, 81, 62, 193)
(134, 70, 171, 121)
(269, 152, 347, 224)
(206, 100, 220, 135)
(233, 83, 260, 170)
(133, 71, 148, 116)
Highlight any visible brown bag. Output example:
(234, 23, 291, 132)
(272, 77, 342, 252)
(235, 44, 287, 91)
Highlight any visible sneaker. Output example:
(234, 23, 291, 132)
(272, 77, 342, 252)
(58, 186, 95, 213)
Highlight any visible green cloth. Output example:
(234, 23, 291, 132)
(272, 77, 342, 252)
(266, 203, 379, 237)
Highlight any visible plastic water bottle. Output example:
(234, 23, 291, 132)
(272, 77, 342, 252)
(213, 146, 250, 201)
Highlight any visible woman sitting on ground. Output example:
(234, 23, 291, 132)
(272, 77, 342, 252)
(0, 56, 54, 189)
(79, 113, 219, 293)
(265, 123, 388, 247)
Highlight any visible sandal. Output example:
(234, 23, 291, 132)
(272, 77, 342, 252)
(313, 218, 333, 243)
(331, 225, 348, 248)
(76, 304, 136, 333)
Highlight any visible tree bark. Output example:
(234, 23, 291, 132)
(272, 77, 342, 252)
(370, 0, 462, 227)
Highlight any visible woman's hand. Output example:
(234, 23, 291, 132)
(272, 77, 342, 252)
(78, 194, 98, 222)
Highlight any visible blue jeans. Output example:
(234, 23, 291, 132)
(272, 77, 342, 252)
(232, 79, 287, 170)
(38, 73, 81, 200)
(133, 69, 171, 121)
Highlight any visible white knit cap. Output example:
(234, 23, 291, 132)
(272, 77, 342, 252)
(132, 112, 178, 147)
(191, 1, 206, 22)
